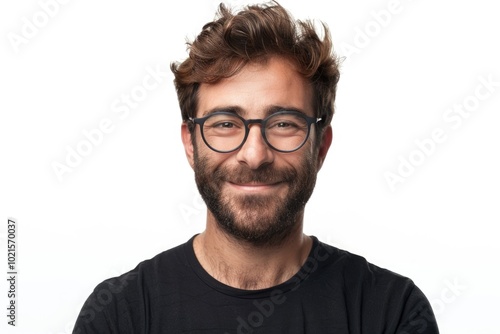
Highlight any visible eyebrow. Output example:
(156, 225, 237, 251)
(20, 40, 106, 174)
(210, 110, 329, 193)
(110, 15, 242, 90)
(201, 106, 244, 117)
(201, 105, 308, 118)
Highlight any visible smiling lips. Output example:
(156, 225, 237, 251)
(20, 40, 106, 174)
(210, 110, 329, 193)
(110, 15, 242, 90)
(228, 181, 284, 192)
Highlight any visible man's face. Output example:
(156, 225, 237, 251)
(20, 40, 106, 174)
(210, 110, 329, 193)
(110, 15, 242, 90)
(182, 57, 331, 246)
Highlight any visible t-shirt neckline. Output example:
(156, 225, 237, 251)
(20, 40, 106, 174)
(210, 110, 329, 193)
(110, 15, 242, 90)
(183, 234, 321, 299)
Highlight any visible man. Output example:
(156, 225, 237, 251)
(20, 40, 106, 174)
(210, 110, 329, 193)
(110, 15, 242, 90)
(73, 2, 439, 333)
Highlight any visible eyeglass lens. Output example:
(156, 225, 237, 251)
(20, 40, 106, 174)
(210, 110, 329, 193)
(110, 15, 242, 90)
(201, 113, 310, 152)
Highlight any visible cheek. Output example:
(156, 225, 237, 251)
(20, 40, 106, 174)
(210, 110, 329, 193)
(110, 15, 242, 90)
(274, 153, 312, 179)
(293, 141, 316, 164)
(194, 140, 232, 170)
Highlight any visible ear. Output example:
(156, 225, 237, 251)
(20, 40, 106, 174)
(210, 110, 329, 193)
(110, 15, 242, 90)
(316, 125, 332, 171)
(181, 123, 195, 169)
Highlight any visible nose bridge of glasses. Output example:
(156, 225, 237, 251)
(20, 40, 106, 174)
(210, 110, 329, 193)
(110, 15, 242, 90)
(243, 118, 266, 136)
(238, 118, 275, 163)
(243, 118, 267, 141)
(245, 118, 265, 127)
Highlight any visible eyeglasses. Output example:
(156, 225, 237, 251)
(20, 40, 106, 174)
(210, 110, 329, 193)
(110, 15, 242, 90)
(188, 110, 322, 153)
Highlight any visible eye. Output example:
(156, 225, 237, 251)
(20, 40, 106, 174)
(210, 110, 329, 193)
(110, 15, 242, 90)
(204, 114, 244, 135)
(268, 117, 304, 130)
(275, 121, 294, 128)
(213, 121, 234, 128)
(210, 119, 242, 129)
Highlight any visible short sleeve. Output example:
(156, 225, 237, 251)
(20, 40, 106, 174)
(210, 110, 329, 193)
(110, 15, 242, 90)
(72, 272, 138, 334)
(395, 284, 439, 334)
(72, 287, 117, 334)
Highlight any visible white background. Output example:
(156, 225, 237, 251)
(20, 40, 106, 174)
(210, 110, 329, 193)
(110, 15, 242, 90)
(1, 0, 499, 333)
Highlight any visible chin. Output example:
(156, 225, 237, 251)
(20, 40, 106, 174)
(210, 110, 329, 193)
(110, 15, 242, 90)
(214, 196, 303, 247)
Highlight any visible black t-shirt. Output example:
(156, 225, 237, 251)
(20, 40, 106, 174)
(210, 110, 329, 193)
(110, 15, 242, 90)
(73, 236, 439, 333)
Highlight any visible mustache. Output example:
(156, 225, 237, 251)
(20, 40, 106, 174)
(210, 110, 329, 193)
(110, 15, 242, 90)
(214, 164, 297, 184)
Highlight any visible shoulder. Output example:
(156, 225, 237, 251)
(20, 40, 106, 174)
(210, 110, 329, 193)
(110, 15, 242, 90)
(98, 239, 188, 291)
(314, 237, 414, 288)
(312, 238, 439, 333)
(73, 239, 190, 333)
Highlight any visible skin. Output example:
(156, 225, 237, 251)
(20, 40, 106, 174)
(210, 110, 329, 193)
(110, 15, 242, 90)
(181, 56, 332, 290)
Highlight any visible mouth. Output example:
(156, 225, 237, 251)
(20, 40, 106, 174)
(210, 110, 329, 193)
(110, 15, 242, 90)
(227, 181, 284, 193)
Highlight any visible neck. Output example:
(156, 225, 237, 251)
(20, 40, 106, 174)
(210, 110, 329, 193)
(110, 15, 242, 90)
(193, 212, 312, 290)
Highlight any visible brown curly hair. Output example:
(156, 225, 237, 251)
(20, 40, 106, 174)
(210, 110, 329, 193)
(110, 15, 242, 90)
(171, 1, 341, 140)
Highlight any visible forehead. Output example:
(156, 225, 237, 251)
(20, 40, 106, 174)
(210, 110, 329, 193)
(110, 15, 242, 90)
(197, 57, 314, 118)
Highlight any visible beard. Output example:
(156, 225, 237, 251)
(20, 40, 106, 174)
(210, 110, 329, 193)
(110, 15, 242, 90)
(193, 147, 318, 247)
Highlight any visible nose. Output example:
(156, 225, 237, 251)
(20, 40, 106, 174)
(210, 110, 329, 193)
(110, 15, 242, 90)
(235, 124, 275, 169)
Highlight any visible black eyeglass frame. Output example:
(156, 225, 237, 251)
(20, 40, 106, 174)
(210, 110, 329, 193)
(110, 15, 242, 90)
(188, 110, 322, 153)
